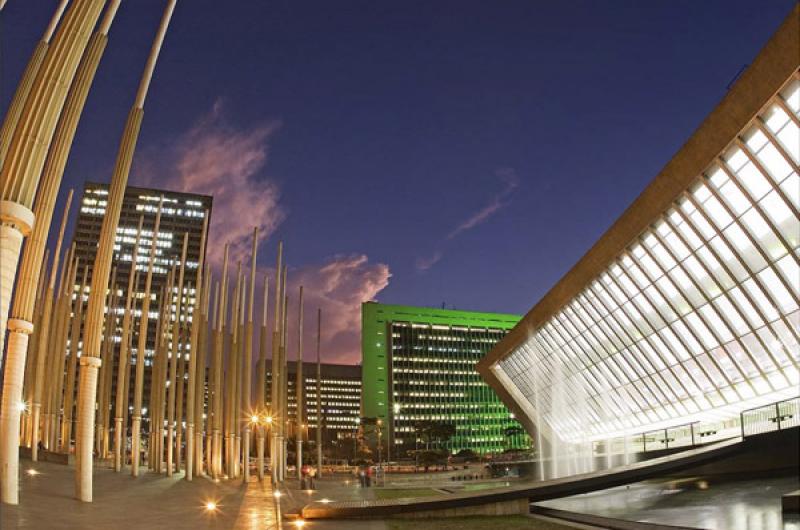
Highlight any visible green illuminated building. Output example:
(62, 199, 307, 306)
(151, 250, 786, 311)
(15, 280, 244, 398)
(361, 302, 529, 455)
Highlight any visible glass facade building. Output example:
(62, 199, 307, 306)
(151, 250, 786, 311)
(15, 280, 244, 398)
(478, 13, 799, 456)
(362, 302, 529, 454)
(72, 182, 212, 426)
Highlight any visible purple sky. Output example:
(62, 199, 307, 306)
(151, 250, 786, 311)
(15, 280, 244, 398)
(1, 0, 795, 363)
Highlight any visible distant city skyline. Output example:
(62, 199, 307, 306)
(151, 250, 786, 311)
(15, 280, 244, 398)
(2, 0, 795, 363)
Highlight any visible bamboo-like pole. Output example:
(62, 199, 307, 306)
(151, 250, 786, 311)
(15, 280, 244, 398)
(185, 212, 208, 480)
(166, 233, 188, 476)
(119, 272, 139, 466)
(316, 309, 322, 477)
(75, 1, 177, 501)
(29, 190, 72, 461)
(95, 266, 118, 458)
(1, 0, 106, 359)
(21, 248, 49, 447)
(51, 251, 78, 451)
(2, 4, 121, 499)
(41, 242, 71, 449)
(209, 280, 220, 477)
(154, 269, 174, 473)
(235, 269, 246, 478)
(131, 200, 163, 477)
(193, 268, 211, 477)
(296, 286, 304, 480)
(280, 267, 288, 481)
(242, 228, 257, 482)
(174, 286, 190, 473)
(113, 215, 144, 471)
(211, 247, 229, 478)
(226, 263, 242, 477)
(45, 245, 75, 451)
(0, 0, 68, 167)
(257, 274, 269, 481)
(270, 242, 283, 483)
(62, 265, 89, 452)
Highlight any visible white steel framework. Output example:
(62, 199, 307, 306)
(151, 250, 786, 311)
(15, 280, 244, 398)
(495, 76, 799, 444)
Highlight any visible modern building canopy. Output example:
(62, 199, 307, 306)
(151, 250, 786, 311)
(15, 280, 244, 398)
(478, 6, 800, 445)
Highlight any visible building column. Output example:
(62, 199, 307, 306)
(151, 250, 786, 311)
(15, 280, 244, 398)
(75, 356, 101, 502)
(0, 319, 33, 504)
(0, 202, 34, 360)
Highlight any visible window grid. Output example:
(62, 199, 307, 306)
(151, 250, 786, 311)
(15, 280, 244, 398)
(498, 79, 800, 442)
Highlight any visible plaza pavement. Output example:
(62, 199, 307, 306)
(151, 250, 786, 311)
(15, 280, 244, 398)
(0, 458, 276, 529)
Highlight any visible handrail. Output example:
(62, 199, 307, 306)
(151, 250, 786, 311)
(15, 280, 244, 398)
(740, 396, 799, 439)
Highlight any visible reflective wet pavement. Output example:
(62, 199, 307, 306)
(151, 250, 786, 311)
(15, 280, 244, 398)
(536, 475, 799, 529)
(0, 459, 268, 529)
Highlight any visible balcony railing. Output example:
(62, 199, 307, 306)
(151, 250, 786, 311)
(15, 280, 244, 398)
(740, 396, 800, 438)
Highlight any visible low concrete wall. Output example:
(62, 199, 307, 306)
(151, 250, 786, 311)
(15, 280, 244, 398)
(396, 498, 529, 519)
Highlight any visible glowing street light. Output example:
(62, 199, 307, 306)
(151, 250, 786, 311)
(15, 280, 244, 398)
(273, 490, 282, 499)
(204, 501, 218, 512)
(293, 519, 306, 528)
(26, 469, 38, 477)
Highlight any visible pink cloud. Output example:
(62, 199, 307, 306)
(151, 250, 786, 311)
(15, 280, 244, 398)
(134, 100, 286, 267)
(286, 254, 391, 364)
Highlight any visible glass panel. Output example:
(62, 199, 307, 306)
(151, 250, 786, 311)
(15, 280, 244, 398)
(781, 81, 800, 113)
(740, 208, 788, 261)
(723, 223, 768, 272)
(756, 267, 798, 314)
(752, 136, 793, 181)
(703, 195, 734, 230)
(759, 190, 800, 250)
(779, 173, 800, 211)
(763, 105, 790, 135)
(718, 179, 751, 216)
(775, 121, 800, 165)
(774, 253, 800, 299)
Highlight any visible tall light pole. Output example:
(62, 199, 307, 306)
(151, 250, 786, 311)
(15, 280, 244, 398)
(376, 418, 383, 484)
(315, 308, 322, 477)
(392, 402, 401, 470)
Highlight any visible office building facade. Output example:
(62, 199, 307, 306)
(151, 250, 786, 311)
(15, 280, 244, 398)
(72, 182, 212, 423)
(362, 302, 529, 455)
(265, 362, 361, 444)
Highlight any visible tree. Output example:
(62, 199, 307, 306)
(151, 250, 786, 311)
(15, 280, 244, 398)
(414, 421, 456, 451)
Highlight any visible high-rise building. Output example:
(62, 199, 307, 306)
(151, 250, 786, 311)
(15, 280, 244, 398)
(72, 182, 212, 425)
(362, 302, 529, 455)
(264, 362, 361, 444)
(478, 9, 799, 470)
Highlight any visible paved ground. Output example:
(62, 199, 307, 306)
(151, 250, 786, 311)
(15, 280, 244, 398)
(0, 459, 273, 529)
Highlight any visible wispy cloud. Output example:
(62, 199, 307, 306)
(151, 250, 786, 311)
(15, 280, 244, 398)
(447, 167, 519, 239)
(416, 167, 519, 272)
(133, 99, 286, 267)
(415, 250, 443, 272)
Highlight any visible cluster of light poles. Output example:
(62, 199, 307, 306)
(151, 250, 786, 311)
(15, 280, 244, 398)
(0, 0, 331, 505)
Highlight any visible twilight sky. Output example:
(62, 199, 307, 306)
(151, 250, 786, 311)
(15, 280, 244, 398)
(1, 0, 795, 363)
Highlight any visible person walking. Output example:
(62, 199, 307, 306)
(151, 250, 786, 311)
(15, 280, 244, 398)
(308, 465, 317, 489)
